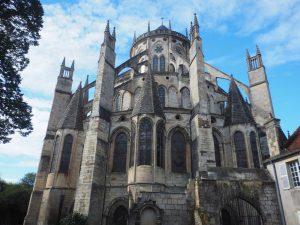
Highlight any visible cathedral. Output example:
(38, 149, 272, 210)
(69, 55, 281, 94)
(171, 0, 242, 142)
(24, 14, 286, 225)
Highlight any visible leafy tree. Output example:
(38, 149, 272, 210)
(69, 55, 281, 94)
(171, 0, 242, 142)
(20, 172, 36, 186)
(0, 174, 34, 225)
(0, 0, 44, 143)
(59, 212, 88, 225)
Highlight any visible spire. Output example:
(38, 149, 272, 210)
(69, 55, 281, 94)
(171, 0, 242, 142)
(148, 21, 150, 32)
(57, 83, 84, 130)
(84, 74, 89, 86)
(169, 20, 171, 30)
(194, 13, 199, 28)
(105, 20, 110, 33)
(256, 44, 261, 55)
(131, 65, 164, 118)
(224, 78, 255, 126)
(133, 31, 136, 43)
(112, 26, 116, 38)
(186, 28, 188, 38)
(190, 21, 193, 39)
(246, 49, 250, 58)
(61, 57, 65, 66)
(71, 60, 74, 69)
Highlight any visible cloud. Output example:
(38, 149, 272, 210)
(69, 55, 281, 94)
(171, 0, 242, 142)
(1, 0, 299, 180)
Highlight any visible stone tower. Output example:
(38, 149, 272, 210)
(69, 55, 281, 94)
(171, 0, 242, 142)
(25, 15, 285, 225)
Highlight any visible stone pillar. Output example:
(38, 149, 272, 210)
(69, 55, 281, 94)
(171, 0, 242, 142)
(265, 118, 281, 157)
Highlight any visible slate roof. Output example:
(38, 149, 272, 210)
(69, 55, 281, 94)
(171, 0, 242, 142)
(155, 25, 169, 31)
(224, 78, 255, 126)
(57, 84, 84, 130)
(284, 126, 300, 151)
(131, 68, 164, 118)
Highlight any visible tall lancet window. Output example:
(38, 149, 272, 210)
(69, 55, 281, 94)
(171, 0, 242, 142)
(234, 131, 248, 168)
(181, 87, 191, 108)
(139, 118, 152, 165)
(50, 135, 60, 173)
(59, 134, 73, 173)
(171, 131, 186, 173)
(112, 132, 127, 172)
(156, 121, 165, 168)
(250, 131, 260, 168)
(158, 86, 165, 107)
(115, 94, 122, 111)
(153, 55, 158, 72)
(213, 135, 221, 167)
(159, 55, 165, 72)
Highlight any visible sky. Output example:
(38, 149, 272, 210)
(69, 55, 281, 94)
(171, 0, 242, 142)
(0, 0, 300, 183)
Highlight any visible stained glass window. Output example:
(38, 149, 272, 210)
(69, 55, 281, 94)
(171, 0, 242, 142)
(158, 86, 165, 107)
(213, 135, 221, 167)
(153, 55, 158, 72)
(112, 132, 127, 172)
(130, 124, 135, 167)
(250, 131, 260, 168)
(113, 206, 128, 225)
(58, 134, 73, 173)
(139, 118, 152, 165)
(171, 131, 186, 173)
(234, 131, 248, 168)
(156, 121, 165, 168)
(159, 55, 165, 72)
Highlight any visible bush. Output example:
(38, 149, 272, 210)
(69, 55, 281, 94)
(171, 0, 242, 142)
(59, 212, 88, 225)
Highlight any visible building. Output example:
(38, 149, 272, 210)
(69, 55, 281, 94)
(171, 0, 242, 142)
(24, 14, 286, 225)
(265, 127, 300, 225)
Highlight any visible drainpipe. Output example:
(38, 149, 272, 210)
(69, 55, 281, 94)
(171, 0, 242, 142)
(271, 160, 286, 225)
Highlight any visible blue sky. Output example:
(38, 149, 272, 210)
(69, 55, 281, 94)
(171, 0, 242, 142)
(0, 0, 300, 182)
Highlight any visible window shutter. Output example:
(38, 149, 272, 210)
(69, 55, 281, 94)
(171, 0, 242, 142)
(278, 163, 290, 190)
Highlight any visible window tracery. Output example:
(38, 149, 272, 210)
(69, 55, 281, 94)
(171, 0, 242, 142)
(59, 134, 73, 173)
(171, 131, 186, 173)
(234, 131, 248, 168)
(153, 55, 158, 72)
(112, 132, 127, 172)
(139, 118, 152, 165)
(156, 121, 165, 168)
(158, 86, 165, 107)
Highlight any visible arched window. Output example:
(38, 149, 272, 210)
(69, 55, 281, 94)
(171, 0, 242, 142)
(112, 132, 127, 172)
(156, 121, 165, 168)
(153, 55, 158, 72)
(159, 55, 165, 72)
(59, 134, 73, 173)
(213, 135, 221, 167)
(250, 131, 260, 168)
(234, 131, 248, 168)
(139, 118, 152, 165)
(169, 64, 175, 72)
(122, 91, 131, 110)
(168, 86, 178, 107)
(50, 135, 60, 173)
(115, 93, 122, 111)
(158, 86, 165, 107)
(130, 123, 136, 167)
(181, 87, 191, 108)
(171, 131, 186, 173)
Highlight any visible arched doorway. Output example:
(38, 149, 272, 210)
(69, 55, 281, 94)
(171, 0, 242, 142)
(220, 198, 263, 225)
(112, 206, 128, 225)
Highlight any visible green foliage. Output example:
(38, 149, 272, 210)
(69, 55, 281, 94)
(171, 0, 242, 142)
(59, 212, 88, 225)
(20, 172, 36, 186)
(0, 0, 44, 143)
(0, 173, 35, 225)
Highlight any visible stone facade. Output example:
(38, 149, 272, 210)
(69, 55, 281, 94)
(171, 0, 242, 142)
(24, 15, 285, 225)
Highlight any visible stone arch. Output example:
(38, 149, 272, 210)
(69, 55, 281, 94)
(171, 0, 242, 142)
(169, 63, 175, 72)
(134, 200, 163, 225)
(122, 91, 132, 110)
(106, 197, 129, 225)
(168, 86, 178, 107)
(220, 197, 263, 225)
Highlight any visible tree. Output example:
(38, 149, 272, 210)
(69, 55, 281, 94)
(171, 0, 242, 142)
(20, 172, 36, 186)
(0, 174, 34, 225)
(0, 0, 44, 143)
(59, 212, 88, 225)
